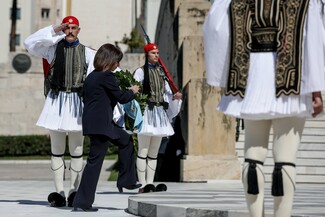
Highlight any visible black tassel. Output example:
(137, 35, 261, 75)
(247, 161, 259, 195)
(272, 162, 296, 196)
(272, 164, 284, 196)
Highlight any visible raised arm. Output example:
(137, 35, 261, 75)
(24, 25, 65, 61)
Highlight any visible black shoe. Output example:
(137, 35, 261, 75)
(73, 207, 98, 212)
(67, 191, 76, 207)
(155, 183, 167, 192)
(48, 192, 66, 207)
(117, 183, 142, 193)
(143, 184, 156, 193)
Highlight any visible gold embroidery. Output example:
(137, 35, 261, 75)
(227, 0, 309, 98)
(227, 0, 251, 97)
(275, 0, 308, 96)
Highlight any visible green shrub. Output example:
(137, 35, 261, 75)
(0, 135, 118, 157)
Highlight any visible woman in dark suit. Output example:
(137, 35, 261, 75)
(73, 43, 141, 212)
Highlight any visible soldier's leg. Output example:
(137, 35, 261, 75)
(136, 134, 150, 186)
(48, 130, 67, 207)
(146, 136, 163, 185)
(242, 119, 271, 217)
(67, 131, 84, 207)
(272, 117, 305, 217)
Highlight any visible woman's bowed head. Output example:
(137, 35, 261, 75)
(94, 43, 140, 94)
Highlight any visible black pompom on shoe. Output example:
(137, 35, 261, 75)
(155, 183, 167, 192)
(67, 191, 76, 207)
(143, 184, 156, 193)
(48, 192, 66, 207)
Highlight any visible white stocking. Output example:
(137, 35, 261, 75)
(137, 134, 150, 186)
(67, 131, 84, 195)
(69, 157, 83, 194)
(243, 120, 271, 217)
(136, 156, 147, 186)
(137, 135, 162, 185)
(272, 117, 305, 217)
(146, 157, 157, 185)
(273, 165, 296, 217)
(49, 130, 67, 197)
(51, 155, 65, 196)
(146, 136, 162, 184)
(242, 162, 265, 217)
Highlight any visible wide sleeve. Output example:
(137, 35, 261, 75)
(203, 0, 232, 87)
(163, 79, 182, 121)
(23, 25, 66, 63)
(85, 47, 96, 76)
(133, 67, 144, 82)
(300, 0, 325, 94)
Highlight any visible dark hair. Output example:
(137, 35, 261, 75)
(93, 43, 123, 72)
(142, 53, 150, 95)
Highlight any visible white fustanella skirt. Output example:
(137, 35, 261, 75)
(217, 53, 314, 120)
(138, 105, 174, 137)
(36, 90, 83, 132)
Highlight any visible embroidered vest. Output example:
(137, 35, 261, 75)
(141, 65, 165, 103)
(45, 40, 87, 96)
(227, 0, 309, 97)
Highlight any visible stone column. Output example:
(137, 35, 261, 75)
(155, 0, 241, 181)
(180, 35, 241, 181)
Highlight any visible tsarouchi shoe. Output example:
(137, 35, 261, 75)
(142, 184, 156, 193)
(155, 183, 167, 192)
(67, 191, 76, 207)
(47, 192, 66, 207)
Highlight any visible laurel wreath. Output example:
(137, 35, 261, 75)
(115, 70, 147, 113)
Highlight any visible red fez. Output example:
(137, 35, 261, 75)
(144, 43, 159, 53)
(62, 16, 79, 26)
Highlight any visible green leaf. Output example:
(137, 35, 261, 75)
(115, 69, 148, 122)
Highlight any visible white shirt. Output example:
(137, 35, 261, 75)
(24, 25, 96, 75)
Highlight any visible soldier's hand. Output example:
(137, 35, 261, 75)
(312, 91, 323, 117)
(173, 92, 182, 100)
(54, 22, 69, 33)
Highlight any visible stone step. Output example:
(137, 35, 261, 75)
(128, 182, 325, 217)
(237, 142, 325, 150)
(237, 134, 325, 143)
(247, 174, 325, 183)
(236, 149, 325, 159)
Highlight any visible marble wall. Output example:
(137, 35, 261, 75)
(156, 0, 241, 181)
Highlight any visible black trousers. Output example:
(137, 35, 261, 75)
(73, 128, 136, 209)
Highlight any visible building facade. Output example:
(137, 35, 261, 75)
(0, 0, 146, 64)
(0, 0, 161, 136)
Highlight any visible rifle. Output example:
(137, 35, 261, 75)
(140, 25, 179, 94)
